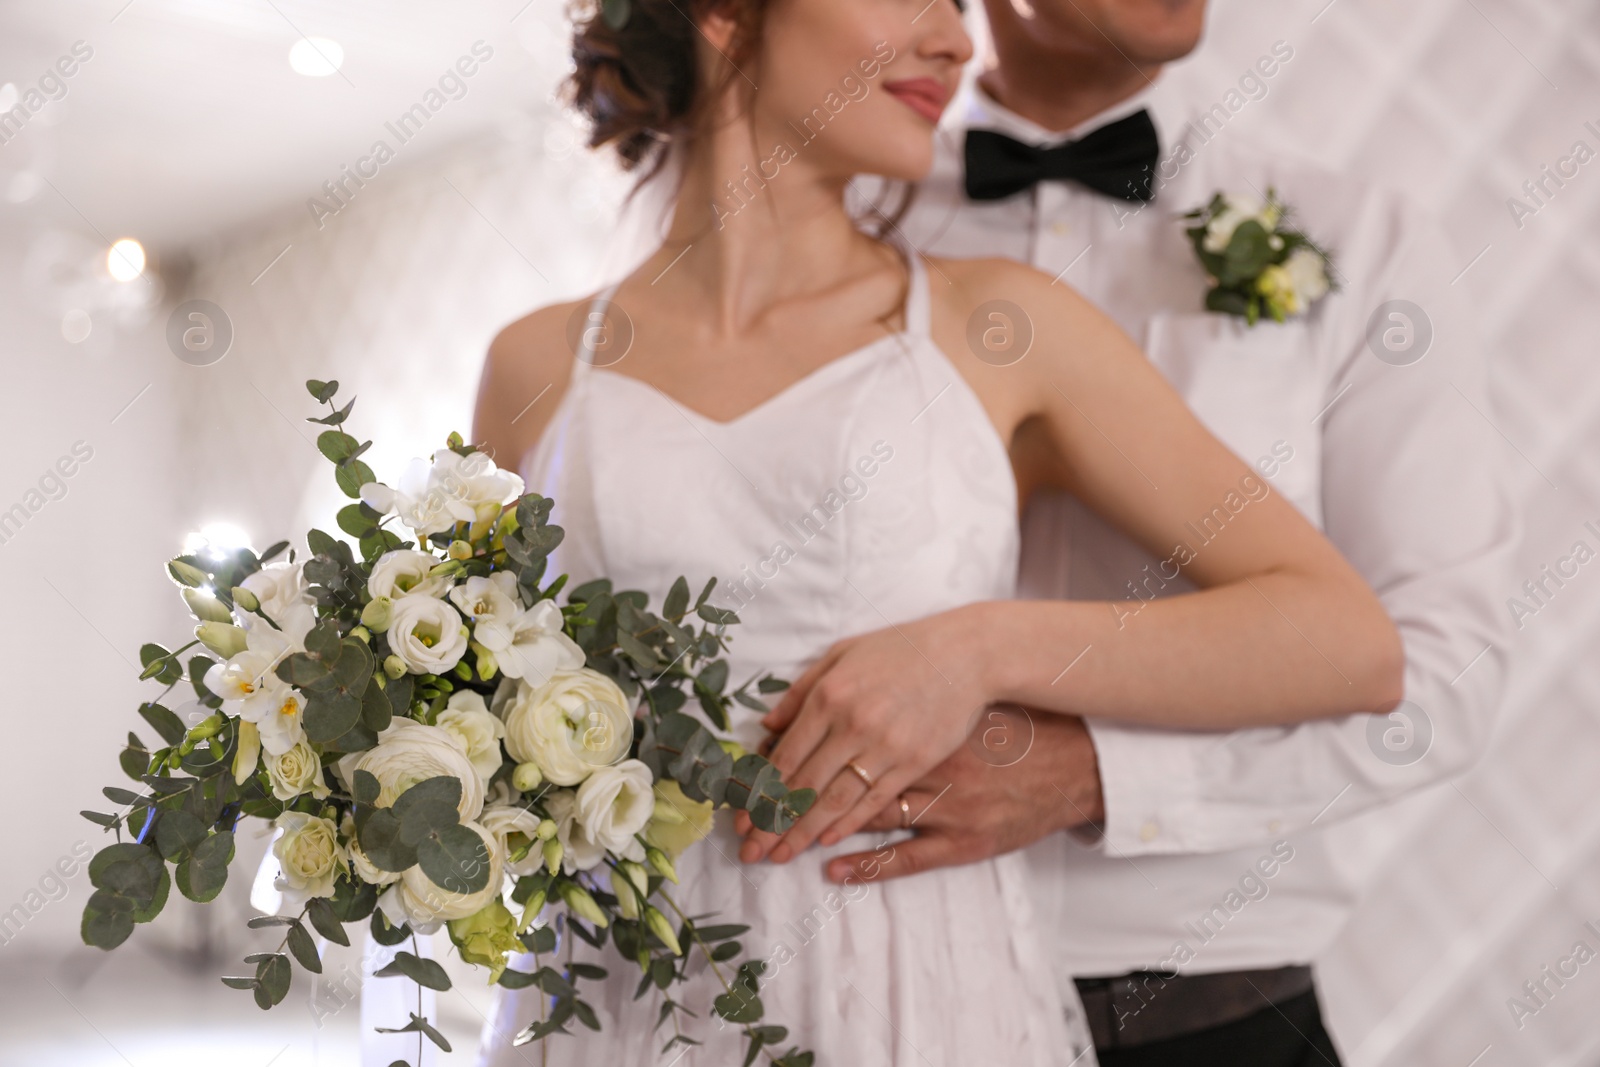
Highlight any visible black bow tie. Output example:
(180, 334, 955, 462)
(963, 109, 1160, 203)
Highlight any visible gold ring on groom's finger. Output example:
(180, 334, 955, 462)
(898, 795, 912, 830)
(844, 759, 875, 789)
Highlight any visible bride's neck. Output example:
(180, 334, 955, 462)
(653, 129, 876, 334)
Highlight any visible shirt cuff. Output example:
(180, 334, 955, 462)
(1085, 718, 1209, 856)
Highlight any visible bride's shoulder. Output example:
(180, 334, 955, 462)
(923, 254, 1102, 333)
(473, 296, 593, 462)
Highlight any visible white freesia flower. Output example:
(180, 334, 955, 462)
(542, 789, 608, 873)
(383, 821, 505, 929)
(1283, 246, 1330, 307)
(454, 573, 584, 686)
(1202, 192, 1281, 253)
(238, 561, 317, 647)
(205, 626, 306, 756)
(273, 811, 346, 908)
(387, 595, 468, 675)
(368, 549, 451, 601)
(264, 739, 329, 801)
(479, 802, 547, 877)
(338, 717, 485, 821)
(361, 449, 524, 538)
(436, 690, 508, 783)
(502, 669, 633, 787)
(574, 759, 654, 859)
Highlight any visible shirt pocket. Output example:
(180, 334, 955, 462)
(1142, 311, 1325, 528)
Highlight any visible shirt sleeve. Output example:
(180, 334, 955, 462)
(1089, 185, 1521, 857)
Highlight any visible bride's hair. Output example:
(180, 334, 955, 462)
(567, 0, 767, 178)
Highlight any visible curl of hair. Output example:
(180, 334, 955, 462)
(567, 0, 766, 177)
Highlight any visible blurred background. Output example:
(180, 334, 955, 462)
(1, 0, 1597, 1064)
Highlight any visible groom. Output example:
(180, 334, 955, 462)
(818, 1, 1515, 1063)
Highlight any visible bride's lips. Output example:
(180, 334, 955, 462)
(883, 77, 950, 124)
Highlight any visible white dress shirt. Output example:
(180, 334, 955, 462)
(894, 78, 1520, 978)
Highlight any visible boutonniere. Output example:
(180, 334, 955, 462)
(1183, 189, 1336, 326)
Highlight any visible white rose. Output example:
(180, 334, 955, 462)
(273, 811, 346, 907)
(436, 690, 507, 783)
(264, 740, 329, 801)
(542, 789, 608, 873)
(368, 549, 452, 601)
(387, 595, 468, 675)
(574, 759, 654, 858)
(361, 449, 524, 537)
(479, 802, 547, 877)
(238, 561, 316, 647)
(387, 821, 505, 928)
(1283, 246, 1329, 307)
(337, 717, 485, 822)
(502, 669, 633, 787)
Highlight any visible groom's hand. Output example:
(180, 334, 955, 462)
(821, 707, 1105, 884)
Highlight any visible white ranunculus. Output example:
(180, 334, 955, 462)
(337, 717, 485, 822)
(436, 690, 508, 783)
(502, 669, 633, 787)
(1283, 246, 1329, 307)
(264, 739, 329, 801)
(238, 561, 317, 647)
(494, 599, 585, 686)
(361, 449, 524, 538)
(479, 802, 547, 877)
(273, 811, 346, 908)
(542, 789, 608, 873)
(368, 549, 452, 601)
(387, 821, 505, 929)
(387, 595, 468, 675)
(574, 759, 654, 859)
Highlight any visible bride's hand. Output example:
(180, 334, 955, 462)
(736, 604, 997, 865)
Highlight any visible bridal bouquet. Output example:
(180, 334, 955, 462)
(79, 379, 817, 1066)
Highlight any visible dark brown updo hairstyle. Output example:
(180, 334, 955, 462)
(568, 0, 769, 180)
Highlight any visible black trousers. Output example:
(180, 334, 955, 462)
(1093, 989, 1343, 1067)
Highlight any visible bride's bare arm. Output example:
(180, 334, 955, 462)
(471, 301, 583, 466)
(744, 256, 1402, 863)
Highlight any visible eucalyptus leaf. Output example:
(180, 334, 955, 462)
(374, 950, 452, 991)
(416, 823, 491, 895)
(287, 921, 323, 974)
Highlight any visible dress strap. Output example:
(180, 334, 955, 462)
(573, 283, 623, 373)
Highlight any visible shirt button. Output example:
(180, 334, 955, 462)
(1139, 821, 1159, 842)
(1268, 819, 1282, 834)
(1049, 221, 1071, 237)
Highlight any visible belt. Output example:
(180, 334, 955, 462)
(1074, 964, 1315, 1049)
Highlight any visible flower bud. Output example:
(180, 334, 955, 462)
(349, 625, 371, 644)
(382, 654, 407, 680)
(195, 621, 248, 659)
(610, 866, 642, 921)
(559, 882, 608, 928)
(231, 586, 260, 613)
(717, 738, 748, 761)
(621, 860, 649, 898)
(520, 890, 547, 929)
(360, 596, 393, 632)
(542, 837, 563, 871)
(182, 587, 233, 624)
(447, 539, 474, 562)
(446, 431, 465, 450)
(187, 713, 224, 741)
(233, 720, 260, 785)
(428, 559, 463, 578)
(646, 846, 678, 885)
(651, 798, 687, 826)
(167, 559, 208, 588)
(471, 641, 499, 682)
(512, 762, 544, 793)
(644, 906, 681, 955)
(535, 818, 558, 841)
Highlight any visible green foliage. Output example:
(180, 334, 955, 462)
(374, 950, 452, 991)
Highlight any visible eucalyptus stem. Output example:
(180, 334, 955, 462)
(655, 886, 781, 1065)
(411, 932, 423, 1067)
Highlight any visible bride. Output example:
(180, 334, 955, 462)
(469, 0, 1401, 1063)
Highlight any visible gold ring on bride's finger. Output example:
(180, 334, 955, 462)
(845, 759, 875, 789)
(899, 795, 912, 830)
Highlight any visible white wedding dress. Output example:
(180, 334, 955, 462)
(476, 248, 1093, 1065)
